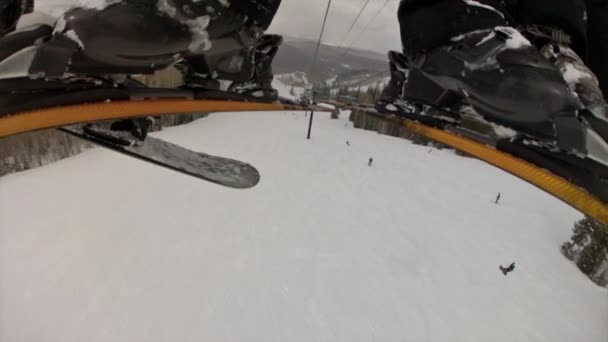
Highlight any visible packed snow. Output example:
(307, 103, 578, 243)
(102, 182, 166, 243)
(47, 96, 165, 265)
(272, 76, 306, 101)
(499, 26, 533, 50)
(64, 29, 84, 49)
(1, 108, 607, 341)
(348, 77, 390, 92)
(325, 76, 337, 86)
(317, 102, 336, 110)
(275, 72, 310, 88)
(327, 72, 390, 93)
(562, 63, 594, 86)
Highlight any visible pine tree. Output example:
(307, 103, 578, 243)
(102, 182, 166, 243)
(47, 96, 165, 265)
(364, 86, 374, 104)
(562, 217, 608, 287)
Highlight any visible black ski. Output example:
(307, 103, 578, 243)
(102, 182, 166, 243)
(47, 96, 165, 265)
(59, 124, 260, 189)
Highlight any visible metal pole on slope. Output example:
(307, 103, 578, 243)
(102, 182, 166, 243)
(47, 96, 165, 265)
(307, 0, 332, 139)
(307, 110, 315, 139)
(307, 92, 315, 139)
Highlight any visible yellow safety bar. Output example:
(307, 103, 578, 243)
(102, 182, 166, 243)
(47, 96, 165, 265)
(0, 99, 306, 137)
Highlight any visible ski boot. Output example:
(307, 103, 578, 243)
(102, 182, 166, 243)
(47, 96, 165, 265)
(398, 24, 608, 163)
(375, 0, 608, 201)
(229, 34, 283, 101)
(180, 34, 283, 102)
(0, 0, 282, 116)
(375, 51, 409, 115)
(523, 25, 608, 160)
(374, 50, 460, 129)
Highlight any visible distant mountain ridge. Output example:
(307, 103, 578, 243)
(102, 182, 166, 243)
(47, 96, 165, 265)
(273, 36, 389, 83)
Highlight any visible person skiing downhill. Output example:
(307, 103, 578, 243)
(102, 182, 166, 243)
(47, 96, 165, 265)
(375, 0, 608, 201)
(500, 262, 516, 275)
(0, 0, 283, 111)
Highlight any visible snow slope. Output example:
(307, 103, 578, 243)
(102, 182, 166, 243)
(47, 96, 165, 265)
(330, 72, 391, 93)
(272, 76, 306, 101)
(1, 111, 607, 341)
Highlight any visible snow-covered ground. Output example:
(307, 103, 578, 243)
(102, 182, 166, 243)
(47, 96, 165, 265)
(1, 110, 607, 341)
(275, 72, 310, 88)
(273, 77, 306, 101)
(330, 73, 391, 93)
(317, 102, 337, 110)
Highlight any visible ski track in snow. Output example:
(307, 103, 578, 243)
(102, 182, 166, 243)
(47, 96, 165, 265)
(1, 103, 607, 341)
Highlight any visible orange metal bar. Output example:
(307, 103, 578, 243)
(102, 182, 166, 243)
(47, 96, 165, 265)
(0, 99, 303, 137)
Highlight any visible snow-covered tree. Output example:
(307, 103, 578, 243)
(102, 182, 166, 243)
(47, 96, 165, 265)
(562, 217, 608, 287)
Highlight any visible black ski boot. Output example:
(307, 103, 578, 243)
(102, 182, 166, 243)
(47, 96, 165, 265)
(229, 34, 283, 101)
(397, 25, 608, 166)
(375, 51, 410, 114)
(373, 0, 608, 201)
(181, 34, 283, 102)
(374, 50, 459, 128)
(390, 0, 608, 164)
(529, 25, 608, 166)
(0, 0, 282, 115)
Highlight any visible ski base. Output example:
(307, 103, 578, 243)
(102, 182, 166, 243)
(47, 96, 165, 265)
(59, 123, 260, 189)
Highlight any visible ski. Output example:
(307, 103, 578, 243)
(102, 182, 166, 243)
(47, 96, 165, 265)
(58, 123, 260, 189)
(0, 89, 323, 187)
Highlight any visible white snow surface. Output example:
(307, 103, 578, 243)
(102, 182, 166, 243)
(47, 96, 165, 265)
(562, 63, 592, 86)
(498, 27, 532, 50)
(64, 29, 84, 48)
(350, 78, 390, 92)
(317, 102, 336, 110)
(489, 122, 519, 139)
(272, 76, 306, 100)
(452, 27, 531, 51)
(275, 72, 310, 88)
(330, 74, 390, 93)
(1, 109, 607, 341)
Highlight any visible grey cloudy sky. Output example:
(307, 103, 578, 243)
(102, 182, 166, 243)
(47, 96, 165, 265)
(268, 0, 402, 53)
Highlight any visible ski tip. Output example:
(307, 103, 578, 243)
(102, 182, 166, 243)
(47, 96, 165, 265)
(181, 160, 261, 189)
(223, 165, 261, 189)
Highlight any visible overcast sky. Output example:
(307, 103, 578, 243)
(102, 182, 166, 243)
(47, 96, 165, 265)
(268, 0, 402, 53)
